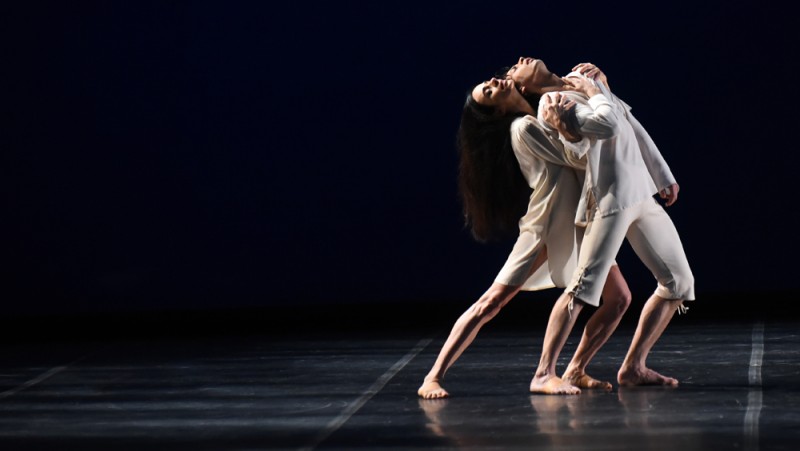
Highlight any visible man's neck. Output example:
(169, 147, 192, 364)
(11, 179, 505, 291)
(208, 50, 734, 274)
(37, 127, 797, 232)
(533, 74, 566, 94)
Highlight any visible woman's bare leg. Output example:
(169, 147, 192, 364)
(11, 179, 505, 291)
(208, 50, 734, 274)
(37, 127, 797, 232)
(562, 265, 632, 390)
(418, 250, 548, 399)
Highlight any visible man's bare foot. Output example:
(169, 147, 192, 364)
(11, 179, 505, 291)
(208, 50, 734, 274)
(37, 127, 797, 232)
(563, 371, 612, 391)
(418, 380, 450, 399)
(529, 395, 574, 433)
(530, 375, 581, 395)
(618, 367, 678, 387)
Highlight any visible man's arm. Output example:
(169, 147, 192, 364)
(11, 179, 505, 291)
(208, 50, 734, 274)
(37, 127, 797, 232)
(539, 78, 621, 159)
(571, 62, 680, 205)
(626, 111, 680, 206)
(564, 75, 622, 141)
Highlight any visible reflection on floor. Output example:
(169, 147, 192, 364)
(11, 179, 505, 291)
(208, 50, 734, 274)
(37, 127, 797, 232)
(0, 314, 798, 450)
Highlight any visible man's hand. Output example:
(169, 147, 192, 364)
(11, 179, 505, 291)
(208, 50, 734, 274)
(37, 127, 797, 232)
(659, 183, 680, 206)
(561, 75, 600, 98)
(572, 62, 609, 90)
(542, 93, 580, 142)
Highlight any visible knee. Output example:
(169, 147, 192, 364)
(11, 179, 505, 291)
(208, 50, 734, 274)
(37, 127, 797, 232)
(469, 290, 507, 320)
(601, 294, 631, 318)
(611, 290, 632, 314)
(602, 287, 632, 314)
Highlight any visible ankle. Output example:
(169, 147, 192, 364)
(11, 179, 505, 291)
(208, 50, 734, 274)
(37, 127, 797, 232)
(562, 365, 582, 377)
(534, 368, 556, 379)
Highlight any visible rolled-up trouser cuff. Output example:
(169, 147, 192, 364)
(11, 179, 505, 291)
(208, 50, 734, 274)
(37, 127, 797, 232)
(654, 282, 695, 302)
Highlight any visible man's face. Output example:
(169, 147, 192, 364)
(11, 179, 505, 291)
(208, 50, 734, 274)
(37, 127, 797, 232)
(506, 57, 554, 95)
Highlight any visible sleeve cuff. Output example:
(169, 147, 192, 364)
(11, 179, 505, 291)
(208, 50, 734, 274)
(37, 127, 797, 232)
(587, 93, 612, 109)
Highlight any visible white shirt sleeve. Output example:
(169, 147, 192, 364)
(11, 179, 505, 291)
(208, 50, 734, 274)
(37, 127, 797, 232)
(561, 136, 590, 161)
(575, 93, 621, 140)
(539, 91, 620, 159)
(565, 73, 622, 141)
(603, 91, 677, 189)
(512, 116, 584, 167)
(624, 109, 677, 190)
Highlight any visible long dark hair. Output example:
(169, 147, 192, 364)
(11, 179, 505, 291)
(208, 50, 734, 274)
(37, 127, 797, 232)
(457, 93, 532, 242)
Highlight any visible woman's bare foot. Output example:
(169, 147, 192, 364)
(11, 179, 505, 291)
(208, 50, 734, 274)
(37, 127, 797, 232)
(530, 375, 581, 395)
(563, 371, 613, 391)
(617, 366, 678, 387)
(418, 380, 450, 399)
(418, 398, 448, 436)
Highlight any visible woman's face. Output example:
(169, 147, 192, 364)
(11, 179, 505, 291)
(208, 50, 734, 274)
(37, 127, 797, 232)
(506, 57, 555, 95)
(471, 77, 522, 114)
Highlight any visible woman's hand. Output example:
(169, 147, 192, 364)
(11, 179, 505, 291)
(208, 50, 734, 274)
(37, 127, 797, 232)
(542, 93, 580, 142)
(572, 62, 609, 90)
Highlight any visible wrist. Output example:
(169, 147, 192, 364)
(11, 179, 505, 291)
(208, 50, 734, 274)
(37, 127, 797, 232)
(585, 87, 601, 97)
(561, 129, 580, 142)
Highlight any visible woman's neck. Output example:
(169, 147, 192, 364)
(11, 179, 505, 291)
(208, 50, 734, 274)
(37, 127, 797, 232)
(519, 102, 536, 116)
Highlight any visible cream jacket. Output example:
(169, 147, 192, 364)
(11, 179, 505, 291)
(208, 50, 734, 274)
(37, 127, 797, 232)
(496, 81, 676, 290)
(494, 115, 586, 290)
(538, 72, 676, 223)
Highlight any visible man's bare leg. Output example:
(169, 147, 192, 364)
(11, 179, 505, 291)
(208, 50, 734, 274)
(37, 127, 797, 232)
(562, 265, 631, 390)
(530, 291, 585, 395)
(617, 294, 683, 386)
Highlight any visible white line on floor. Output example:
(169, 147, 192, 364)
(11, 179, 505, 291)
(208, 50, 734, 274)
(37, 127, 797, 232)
(0, 353, 91, 401)
(744, 321, 764, 451)
(300, 337, 433, 451)
(748, 321, 764, 386)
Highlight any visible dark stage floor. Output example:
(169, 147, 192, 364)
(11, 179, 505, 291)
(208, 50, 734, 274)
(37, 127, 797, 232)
(0, 302, 798, 450)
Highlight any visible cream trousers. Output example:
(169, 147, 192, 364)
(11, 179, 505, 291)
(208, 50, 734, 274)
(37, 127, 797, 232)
(567, 198, 695, 306)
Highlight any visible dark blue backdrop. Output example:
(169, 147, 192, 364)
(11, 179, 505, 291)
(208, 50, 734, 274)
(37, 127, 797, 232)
(4, 1, 796, 318)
